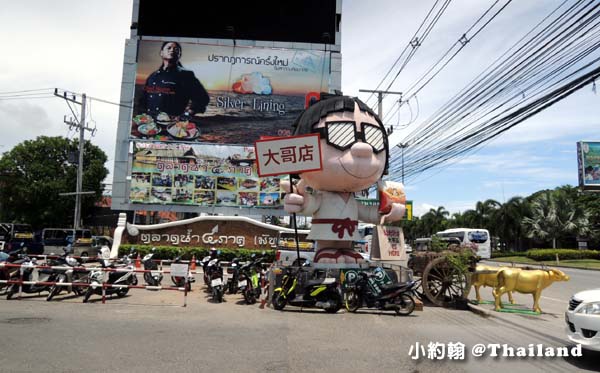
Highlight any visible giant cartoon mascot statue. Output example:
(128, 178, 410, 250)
(282, 95, 406, 264)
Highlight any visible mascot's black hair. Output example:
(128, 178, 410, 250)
(291, 95, 389, 177)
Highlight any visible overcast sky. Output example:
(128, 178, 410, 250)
(1, 0, 598, 217)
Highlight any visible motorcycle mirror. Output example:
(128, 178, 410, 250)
(151, 247, 156, 253)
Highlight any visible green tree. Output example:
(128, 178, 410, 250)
(0, 136, 108, 229)
(522, 189, 591, 248)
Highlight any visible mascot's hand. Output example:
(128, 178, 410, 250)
(380, 203, 406, 225)
(281, 179, 307, 214)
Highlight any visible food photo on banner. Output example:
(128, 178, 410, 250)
(131, 40, 331, 144)
(130, 142, 283, 208)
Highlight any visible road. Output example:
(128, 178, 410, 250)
(0, 267, 598, 373)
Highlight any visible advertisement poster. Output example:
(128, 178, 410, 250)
(370, 225, 407, 262)
(579, 141, 600, 187)
(130, 142, 283, 208)
(131, 40, 331, 144)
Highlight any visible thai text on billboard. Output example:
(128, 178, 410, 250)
(131, 40, 331, 145)
(579, 141, 600, 187)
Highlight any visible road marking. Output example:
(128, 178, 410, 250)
(541, 296, 565, 303)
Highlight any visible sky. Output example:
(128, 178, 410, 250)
(0, 0, 598, 218)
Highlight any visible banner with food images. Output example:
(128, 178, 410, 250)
(131, 40, 331, 145)
(130, 142, 283, 207)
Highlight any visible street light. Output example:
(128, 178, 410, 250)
(397, 143, 408, 184)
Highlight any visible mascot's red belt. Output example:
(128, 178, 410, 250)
(311, 218, 358, 239)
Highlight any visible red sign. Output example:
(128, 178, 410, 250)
(254, 134, 322, 177)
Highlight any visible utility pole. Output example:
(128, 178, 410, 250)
(397, 143, 408, 184)
(359, 89, 403, 122)
(55, 89, 96, 229)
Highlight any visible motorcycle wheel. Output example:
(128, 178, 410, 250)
(47, 274, 66, 301)
(324, 291, 342, 313)
(213, 287, 223, 303)
(144, 272, 155, 286)
(171, 276, 185, 287)
(394, 293, 416, 316)
(243, 286, 257, 305)
(116, 288, 129, 298)
(6, 285, 16, 300)
(83, 287, 93, 303)
(72, 274, 86, 296)
(272, 289, 287, 311)
(345, 290, 362, 312)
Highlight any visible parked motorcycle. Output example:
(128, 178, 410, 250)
(237, 253, 266, 305)
(272, 262, 342, 313)
(170, 251, 193, 291)
(0, 244, 28, 294)
(82, 247, 138, 303)
(6, 247, 57, 300)
(46, 245, 89, 301)
(205, 251, 224, 302)
(143, 247, 162, 287)
(344, 271, 417, 316)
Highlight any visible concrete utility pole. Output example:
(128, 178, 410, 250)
(359, 89, 403, 122)
(54, 89, 96, 229)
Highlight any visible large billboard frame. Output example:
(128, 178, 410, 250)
(577, 141, 600, 192)
(111, 1, 343, 215)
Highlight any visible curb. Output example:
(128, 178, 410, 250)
(467, 303, 492, 318)
(486, 259, 600, 272)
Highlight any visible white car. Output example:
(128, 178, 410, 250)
(566, 288, 600, 351)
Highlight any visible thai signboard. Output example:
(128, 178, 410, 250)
(370, 225, 407, 262)
(577, 141, 600, 191)
(131, 40, 331, 145)
(130, 142, 282, 208)
(255, 134, 322, 177)
(123, 217, 307, 250)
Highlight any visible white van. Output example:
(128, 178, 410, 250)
(435, 228, 491, 259)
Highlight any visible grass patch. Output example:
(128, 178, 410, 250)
(490, 256, 600, 270)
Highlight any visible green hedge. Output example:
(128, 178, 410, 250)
(526, 249, 600, 261)
(491, 251, 528, 258)
(118, 245, 275, 263)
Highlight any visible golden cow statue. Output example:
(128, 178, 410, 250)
(470, 264, 516, 304)
(493, 268, 569, 313)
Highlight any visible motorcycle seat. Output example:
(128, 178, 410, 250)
(305, 278, 336, 287)
(380, 282, 410, 292)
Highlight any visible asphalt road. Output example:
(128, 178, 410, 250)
(0, 270, 598, 373)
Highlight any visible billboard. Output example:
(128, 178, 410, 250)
(131, 40, 331, 144)
(131, 142, 283, 208)
(577, 141, 600, 191)
(136, 0, 338, 45)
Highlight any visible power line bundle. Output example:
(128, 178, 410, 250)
(388, 0, 600, 184)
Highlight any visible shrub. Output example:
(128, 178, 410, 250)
(491, 251, 528, 258)
(118, 244, 275, 263)
(526, 249, 600, 261)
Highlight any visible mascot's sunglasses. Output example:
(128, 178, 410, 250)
(313, 121, 387, 153)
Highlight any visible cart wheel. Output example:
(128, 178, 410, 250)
(422, 256, 469, 307)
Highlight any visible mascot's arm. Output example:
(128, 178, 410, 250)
(281, 179, 321, 215)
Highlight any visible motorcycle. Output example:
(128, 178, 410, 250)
(0, 244, 28, 294)
(143, 247, 162, 287)
(344, 271, 417, 316)
(6, 247, 58, 300)
(46, 245, 89, 301)
(82, 247, 138, 303)
(272, 262, 342, 313)
(170, 251, 193, 291)
(237, 253, 266, 305)
(205, 251, 224, 303)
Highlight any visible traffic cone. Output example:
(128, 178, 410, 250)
(135, 253, 141, 269)
(190, 255, 196, 271)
